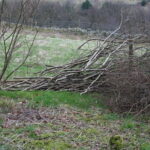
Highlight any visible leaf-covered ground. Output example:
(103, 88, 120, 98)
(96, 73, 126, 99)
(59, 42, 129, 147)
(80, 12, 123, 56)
(0, 91, 150, 150)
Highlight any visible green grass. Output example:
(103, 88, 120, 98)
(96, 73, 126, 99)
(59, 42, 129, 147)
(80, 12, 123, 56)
(102, 113, 120, 121)
(120, 119, 136, 130)
(0, 30, 96, 79)
(0, 90, 149, 150)
(141, 143, 150, 150)
(0, 90, 105, 110)
(0, 98, 16, 113)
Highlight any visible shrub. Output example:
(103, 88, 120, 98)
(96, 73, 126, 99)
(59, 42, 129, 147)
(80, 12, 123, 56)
(81, 0, 92, 10)
(141, 0, 147, 6)
(105, 57, 150, 114)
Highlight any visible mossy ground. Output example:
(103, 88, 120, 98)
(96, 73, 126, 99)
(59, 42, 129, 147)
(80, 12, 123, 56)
(0, 91, 150, 150)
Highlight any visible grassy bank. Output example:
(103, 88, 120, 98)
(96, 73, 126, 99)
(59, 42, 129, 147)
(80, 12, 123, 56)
(0, 91, 150, 150)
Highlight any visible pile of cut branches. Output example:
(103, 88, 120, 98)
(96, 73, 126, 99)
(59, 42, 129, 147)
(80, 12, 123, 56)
(2, 34, 128, 92)
(2, 30, 150, 113)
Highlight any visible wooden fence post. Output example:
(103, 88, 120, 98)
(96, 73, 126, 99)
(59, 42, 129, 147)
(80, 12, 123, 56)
(128, 39, 134, 71)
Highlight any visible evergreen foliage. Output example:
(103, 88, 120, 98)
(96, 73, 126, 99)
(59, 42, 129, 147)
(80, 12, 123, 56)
(81, 0, 92, 10)
(141, 0, 147, 6)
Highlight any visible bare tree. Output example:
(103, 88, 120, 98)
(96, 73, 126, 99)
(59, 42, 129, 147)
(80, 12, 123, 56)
(0, 0, 40, 83)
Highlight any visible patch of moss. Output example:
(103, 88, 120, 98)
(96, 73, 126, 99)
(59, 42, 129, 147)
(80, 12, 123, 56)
(109, 135, 123, 150)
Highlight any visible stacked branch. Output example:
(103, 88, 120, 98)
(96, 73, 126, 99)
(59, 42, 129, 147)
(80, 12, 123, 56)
(2, 33, 149, 92)
(2, 30, 150, 113)
(2, 32, 128, 91)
